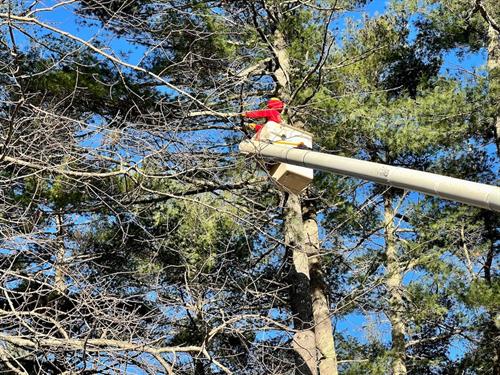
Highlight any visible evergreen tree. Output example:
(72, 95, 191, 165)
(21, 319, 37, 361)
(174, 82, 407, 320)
(310, 3, 497, 374)
(0, 1, 497, 374)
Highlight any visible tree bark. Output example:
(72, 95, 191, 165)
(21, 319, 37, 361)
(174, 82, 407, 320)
(305, 210, 338, 375)
(383, 193, 407, 375)
(273, 29, 292, 101)
(285, 194, 317, 375)
(270, 23, 317, 374)
(264, 15, 339, 373)
(55, 214, 67, 295)
(487, 23, 500, 154)
(484, 13, 500, 372)
(272, 24, 338, 374)
(483, 212, 500, 374)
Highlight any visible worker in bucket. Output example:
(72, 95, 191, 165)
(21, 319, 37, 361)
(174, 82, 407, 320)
(241, 97, 284, 139)
(241, 98, 308, 148)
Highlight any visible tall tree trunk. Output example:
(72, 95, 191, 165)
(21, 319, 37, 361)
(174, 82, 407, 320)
(487, 23, 500, 153)
(305, 209, 338, 375)
(273, 26, 337, 374)
(484, 10, 500, 370)
(483, 212, 500, 374)
(271, 26, 317, 374)
(383, 193, 407, 375)
(475, 7, 500, 372)
(285, 194, 317, 374)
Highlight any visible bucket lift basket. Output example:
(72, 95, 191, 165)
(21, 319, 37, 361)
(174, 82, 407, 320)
(243, 121, 314, 194)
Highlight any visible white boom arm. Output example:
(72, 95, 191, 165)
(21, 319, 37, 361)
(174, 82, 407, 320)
(239, 141, 500, 212)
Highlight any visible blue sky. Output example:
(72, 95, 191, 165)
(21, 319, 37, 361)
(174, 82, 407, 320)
(20, 0, 487, 80)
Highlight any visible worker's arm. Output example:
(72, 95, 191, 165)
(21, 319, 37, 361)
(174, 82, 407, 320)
(243, 109, 275, 119)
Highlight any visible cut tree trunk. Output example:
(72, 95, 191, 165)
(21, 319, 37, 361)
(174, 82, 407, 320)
(384, 193, 407, 375)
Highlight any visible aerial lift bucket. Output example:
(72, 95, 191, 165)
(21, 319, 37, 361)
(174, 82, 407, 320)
(242, 122, 314, 194)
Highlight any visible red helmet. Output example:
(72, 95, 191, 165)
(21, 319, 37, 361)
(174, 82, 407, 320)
(267, 98, 284, 111)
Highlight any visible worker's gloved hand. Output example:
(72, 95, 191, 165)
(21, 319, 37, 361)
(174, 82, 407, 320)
(245, 123, 258, 130)
(295, 142, 312, 150)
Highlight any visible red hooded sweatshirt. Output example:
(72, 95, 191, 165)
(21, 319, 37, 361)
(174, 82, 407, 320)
(244, 99, 284, 132)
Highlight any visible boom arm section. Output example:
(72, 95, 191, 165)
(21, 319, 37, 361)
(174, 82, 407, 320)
(239, 141, 500, 212)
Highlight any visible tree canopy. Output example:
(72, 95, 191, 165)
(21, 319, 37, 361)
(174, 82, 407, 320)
(0, 1, 498, 374)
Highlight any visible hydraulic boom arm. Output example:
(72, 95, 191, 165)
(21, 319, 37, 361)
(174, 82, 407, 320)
(239, 141, 500, 212)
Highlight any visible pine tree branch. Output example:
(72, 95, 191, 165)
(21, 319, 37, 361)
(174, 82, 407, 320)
(290, 6, 336, 104)
(0, 12, 228, 116)
(476, 0, 500, 33)
(405, 329, 463, 348)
